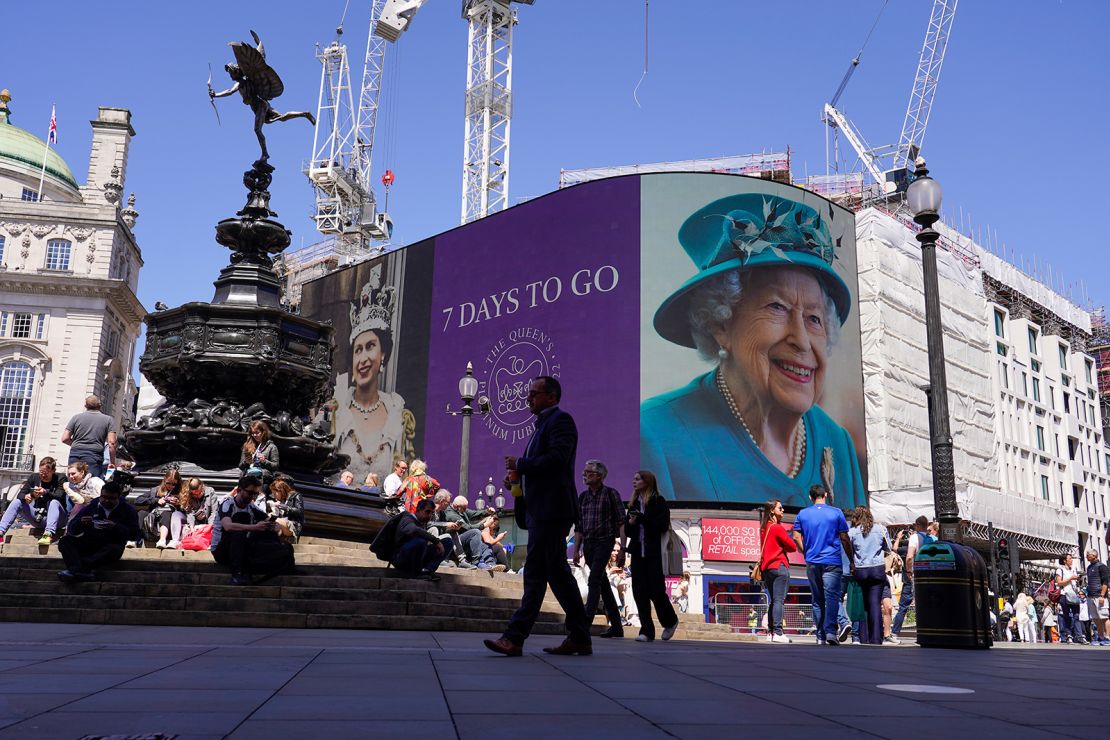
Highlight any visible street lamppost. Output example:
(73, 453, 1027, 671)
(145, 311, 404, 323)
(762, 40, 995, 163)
(907, 158, 960, 543)
(446, 362, 489, 500)
(477, 477, 495, 510)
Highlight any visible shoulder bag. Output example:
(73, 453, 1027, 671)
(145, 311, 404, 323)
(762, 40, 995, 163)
(751, 522, 773, 583)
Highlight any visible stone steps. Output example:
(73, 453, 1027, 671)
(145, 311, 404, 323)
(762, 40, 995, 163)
(0, 528, 746, 642)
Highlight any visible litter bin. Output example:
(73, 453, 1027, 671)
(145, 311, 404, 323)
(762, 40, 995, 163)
(913, 541, 992, 649)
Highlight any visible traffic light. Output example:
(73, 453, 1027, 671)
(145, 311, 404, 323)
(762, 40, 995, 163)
(997, 537, 1009, 564)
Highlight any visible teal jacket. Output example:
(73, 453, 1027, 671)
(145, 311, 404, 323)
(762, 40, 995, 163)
(640, 371, 866, 509)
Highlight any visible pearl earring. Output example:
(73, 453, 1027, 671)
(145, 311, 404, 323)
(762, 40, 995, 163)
(717, 347, 728, 362)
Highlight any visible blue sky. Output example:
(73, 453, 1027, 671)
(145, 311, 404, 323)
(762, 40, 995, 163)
(6, 0, 1109, 316)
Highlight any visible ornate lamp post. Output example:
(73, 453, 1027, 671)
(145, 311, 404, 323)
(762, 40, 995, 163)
(907, 158, 960, 543)
(446, 362, 489, 500)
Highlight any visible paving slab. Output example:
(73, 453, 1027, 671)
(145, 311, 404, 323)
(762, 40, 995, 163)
(0, 623, 1100, 739)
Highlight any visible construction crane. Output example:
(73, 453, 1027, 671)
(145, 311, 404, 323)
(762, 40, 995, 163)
(822, 0, 958, 199)
(305, 1, 394, 258)
(376, 0, 535, 224)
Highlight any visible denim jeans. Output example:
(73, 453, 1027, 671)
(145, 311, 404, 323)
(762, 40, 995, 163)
(1059, 599, 1082, 642)
(892, 574, 914, 636)
(68, 450, 106, 480)
(0, 497, 67, 536)
(394, 537, 451, 575)
(807, 563, 843, 640)
(762, 564, 790, 636)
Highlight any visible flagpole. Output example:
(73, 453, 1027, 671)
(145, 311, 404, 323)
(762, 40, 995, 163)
(35, 104, 54, 202)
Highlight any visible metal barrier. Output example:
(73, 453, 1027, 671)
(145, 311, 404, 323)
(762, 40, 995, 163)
(711, 591, 915, 635)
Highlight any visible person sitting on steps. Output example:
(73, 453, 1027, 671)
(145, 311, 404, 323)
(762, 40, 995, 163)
(393, 498, 452, 581)
(0, 457, 66, 546)
(56, 481, 140, 583)
(210, 475, 295, 586)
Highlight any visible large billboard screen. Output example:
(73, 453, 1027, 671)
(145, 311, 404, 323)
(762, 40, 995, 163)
(300, 173, 866, 510)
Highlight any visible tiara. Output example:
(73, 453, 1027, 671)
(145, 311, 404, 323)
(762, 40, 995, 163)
(349, 265, 396, 339)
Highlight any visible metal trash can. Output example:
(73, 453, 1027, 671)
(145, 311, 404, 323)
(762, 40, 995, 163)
(913, 541, 992, 649)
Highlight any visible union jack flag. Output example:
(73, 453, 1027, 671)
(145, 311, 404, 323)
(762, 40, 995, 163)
(47, 105, 57, 145)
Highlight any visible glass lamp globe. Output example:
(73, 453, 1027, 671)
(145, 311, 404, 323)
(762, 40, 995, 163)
(484, 477, 496, 501)
(907, 172, 943, 216)
(459, 362, 478, 401)
(495, 488, 505, 509)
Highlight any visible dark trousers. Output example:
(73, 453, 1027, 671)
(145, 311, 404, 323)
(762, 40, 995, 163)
(213, 531, 294, 579)
(855, 565, 886, 645)
(504, 520, 589, 646)
(58, 534, 125, 575)
(491, 542, 511, 569)
(68, 451, 105, 481)
(762, 564, 790, 636)
(582, 538, 622, 631)
(1059, 599, 1082, 641)
(394, 537, 452, 575)
(630, 547, 677, 640)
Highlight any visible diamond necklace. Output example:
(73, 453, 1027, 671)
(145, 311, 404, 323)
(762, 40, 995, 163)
(350, 397, 383, 415)
(716, 371, 806, 479)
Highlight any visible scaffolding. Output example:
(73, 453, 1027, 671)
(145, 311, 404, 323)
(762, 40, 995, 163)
(275, 237, 372, 311)
(559, 151, 791, 189)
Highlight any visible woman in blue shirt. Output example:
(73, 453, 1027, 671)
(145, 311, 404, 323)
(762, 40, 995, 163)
(848, 507, 890, 645)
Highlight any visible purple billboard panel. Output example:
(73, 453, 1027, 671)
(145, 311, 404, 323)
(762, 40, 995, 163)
(424, 177, 641, 504)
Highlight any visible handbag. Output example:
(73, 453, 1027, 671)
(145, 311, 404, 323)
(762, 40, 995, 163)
(179, 524, 214, 551)
(846, 580, 866, 622)
(750, 523, 773, 583)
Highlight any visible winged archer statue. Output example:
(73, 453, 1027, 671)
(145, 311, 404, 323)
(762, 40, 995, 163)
(209, 31, 316, 162)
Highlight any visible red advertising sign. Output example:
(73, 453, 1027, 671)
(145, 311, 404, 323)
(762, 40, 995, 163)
(701, 518, 806, 564)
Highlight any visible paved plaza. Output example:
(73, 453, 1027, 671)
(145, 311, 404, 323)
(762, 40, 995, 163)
(0, 623, 1103, 739)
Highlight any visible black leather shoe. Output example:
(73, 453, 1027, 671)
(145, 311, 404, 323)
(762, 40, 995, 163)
(598, 628, 624, 639)
(542, 638, 592, 656)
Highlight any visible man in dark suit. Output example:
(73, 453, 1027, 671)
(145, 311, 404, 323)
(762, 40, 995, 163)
(57, 481, 140, 583)
(484, 376, 592, 657)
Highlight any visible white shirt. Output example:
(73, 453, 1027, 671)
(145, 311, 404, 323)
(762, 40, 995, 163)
(1057, 565, 1080, 602)
(383, 472, 403, 499)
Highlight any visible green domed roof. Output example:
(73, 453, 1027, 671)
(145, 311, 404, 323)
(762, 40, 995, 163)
(0, 98, 79, 190)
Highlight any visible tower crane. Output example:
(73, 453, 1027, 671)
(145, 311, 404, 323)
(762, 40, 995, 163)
(305, 0, 394, 260)
(375, 0, 535, 224)
(822, 0, 958, 199)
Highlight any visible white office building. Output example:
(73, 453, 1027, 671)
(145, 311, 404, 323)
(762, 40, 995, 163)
(0, 90, 144, 489)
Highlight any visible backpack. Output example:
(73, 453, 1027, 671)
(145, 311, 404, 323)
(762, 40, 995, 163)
(369, 512, 406, 563)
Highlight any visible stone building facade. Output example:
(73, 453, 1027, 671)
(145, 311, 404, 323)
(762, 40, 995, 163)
(0, 91, 144, 489)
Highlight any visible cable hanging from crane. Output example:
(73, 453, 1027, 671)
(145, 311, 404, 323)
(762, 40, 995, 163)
(633, 0, 649, 108)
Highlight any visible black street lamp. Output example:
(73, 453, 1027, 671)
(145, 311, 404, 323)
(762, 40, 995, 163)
(446, 362, 489, 500)
(907, 158, 961, 543)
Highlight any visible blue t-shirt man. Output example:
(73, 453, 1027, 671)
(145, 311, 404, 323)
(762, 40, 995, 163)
(794, 502, 849, 565)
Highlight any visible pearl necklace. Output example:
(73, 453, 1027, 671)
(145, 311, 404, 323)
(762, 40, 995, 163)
(716, 371, 806, 479)
(350, 397, 383, 415)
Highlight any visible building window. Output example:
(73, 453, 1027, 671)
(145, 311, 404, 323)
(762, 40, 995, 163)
(1028, 327, 1038, 355)
(34, 314, 45, 340)
(1031, 359, 1041, 373)
(1036, 426, 1045, 451)
(0, 313, 7, 335)
(1064, 393, 1071, 413)
(20, 188, 38, 202)
(994, 310, 1006, 338)
(45, 239, 71, 271)
(1022, 372, 1028, 397)
(996, 342, 1008, 357)
(0, 235, 5, 264)
(1086, 360, 1094, 385)
(1059, 344, 1068, 369)
(1041, 475, 1050, 501)
(1032, 377, 1041, 403)
(10, 313, 31, 339)
(1048, 386, 1055, 410)
(0, 361, 34, 469)
(999, 363, 1009, 389)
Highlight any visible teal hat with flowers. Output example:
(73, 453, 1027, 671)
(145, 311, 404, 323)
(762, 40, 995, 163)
(653, 192, 852, 349)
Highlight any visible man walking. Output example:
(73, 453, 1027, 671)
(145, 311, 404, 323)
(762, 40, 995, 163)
(61, 395, 116, 479)
(889, 515, 929, 644)
(793, 485, 853, 645)
(574, 459, 625, 638)
(484, 376, 591, 657)
(1085, 550, 1109, 646)
(57, 481, 139, 583)
(1055, 553, 1087, 644)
